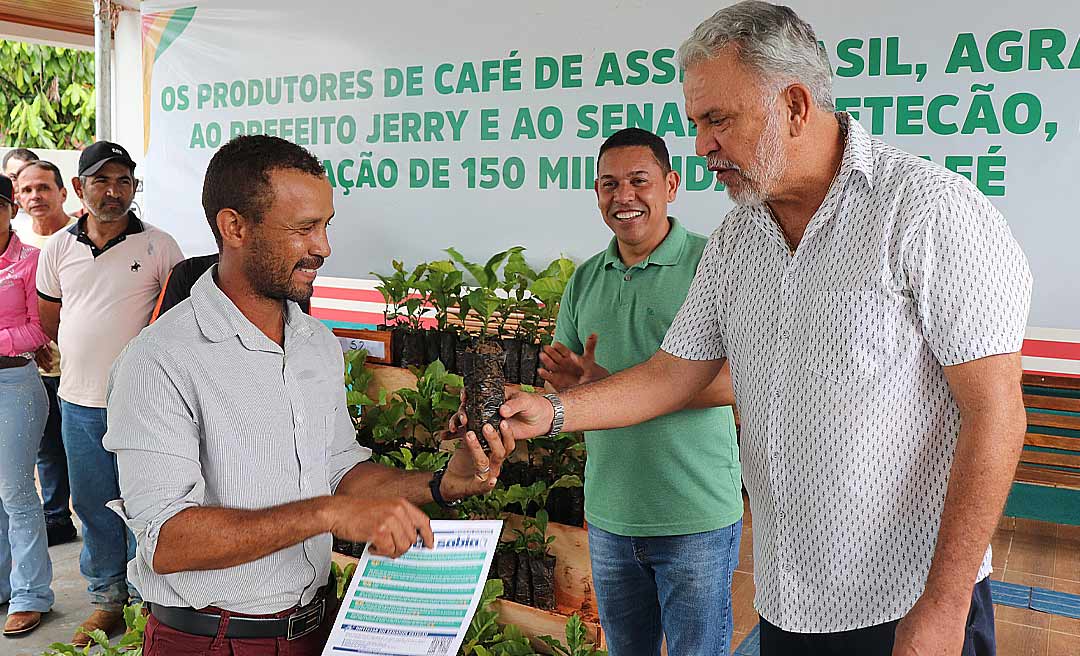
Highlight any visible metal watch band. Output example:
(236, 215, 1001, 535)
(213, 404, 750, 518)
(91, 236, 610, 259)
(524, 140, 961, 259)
(543, 393, 565, 437)
(429, 467, 460, 509)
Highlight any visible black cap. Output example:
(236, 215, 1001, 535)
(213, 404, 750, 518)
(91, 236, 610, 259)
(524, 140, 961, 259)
(0, 175, 13, 206)
(78, 141, 136, 177)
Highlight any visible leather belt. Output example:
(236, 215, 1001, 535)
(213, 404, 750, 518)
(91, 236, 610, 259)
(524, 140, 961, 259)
(148, 596, 326, 641)
(0, 355, 31, 369)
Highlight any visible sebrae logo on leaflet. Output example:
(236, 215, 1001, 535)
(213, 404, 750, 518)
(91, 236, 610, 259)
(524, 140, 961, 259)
(413, 534, 487, 549)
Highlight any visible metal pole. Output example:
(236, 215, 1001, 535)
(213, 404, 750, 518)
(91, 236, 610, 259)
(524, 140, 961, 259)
(94, 0, 113, 142)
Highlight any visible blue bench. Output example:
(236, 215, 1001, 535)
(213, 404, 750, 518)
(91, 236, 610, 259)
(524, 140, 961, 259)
(1004, 374, 1080, 525)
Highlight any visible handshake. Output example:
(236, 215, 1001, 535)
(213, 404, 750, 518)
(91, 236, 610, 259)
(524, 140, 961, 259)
(449, 335, 607, 445)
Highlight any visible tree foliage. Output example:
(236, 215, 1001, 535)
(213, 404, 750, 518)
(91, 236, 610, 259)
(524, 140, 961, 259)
(0, 40, 95, 149)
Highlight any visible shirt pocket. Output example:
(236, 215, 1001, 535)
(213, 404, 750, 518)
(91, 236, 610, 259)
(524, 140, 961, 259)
(313, 401, 340, 495)
(799, 289, 892, 386)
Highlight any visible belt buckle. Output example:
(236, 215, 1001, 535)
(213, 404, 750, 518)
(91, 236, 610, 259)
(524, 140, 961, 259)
(286, 598, 325, 641)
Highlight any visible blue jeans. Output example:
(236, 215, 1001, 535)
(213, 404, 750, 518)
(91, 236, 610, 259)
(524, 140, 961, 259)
(0, 363, 54, 612)
(38, 375, 72, 524)
(60, 400, 138, 611)
(588, 520, 743, 656)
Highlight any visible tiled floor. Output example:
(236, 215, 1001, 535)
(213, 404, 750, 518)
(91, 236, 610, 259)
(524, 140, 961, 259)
(993, 516, 1080, 655)
(730, 499, 1080, 655)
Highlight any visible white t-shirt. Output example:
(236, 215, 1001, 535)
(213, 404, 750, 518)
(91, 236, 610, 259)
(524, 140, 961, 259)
(36, 214, 184, 406)
(12, 214, 77, 250)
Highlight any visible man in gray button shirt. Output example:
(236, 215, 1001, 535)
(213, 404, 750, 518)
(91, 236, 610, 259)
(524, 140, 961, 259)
(104, 135, 512, 655)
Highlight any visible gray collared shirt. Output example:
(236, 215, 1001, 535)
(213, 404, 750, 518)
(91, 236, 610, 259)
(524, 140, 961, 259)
(104, 267, 368, 614)
(661, 115, 1031, 632)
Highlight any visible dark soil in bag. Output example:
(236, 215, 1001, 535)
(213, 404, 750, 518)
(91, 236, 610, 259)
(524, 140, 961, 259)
(462, 340, 505, 453)
(390, 326, 406, 366)
(546, 486, 585, 527)
(502, 337, 522, 383)
(514, 551, 533, 605)
(439, 330, 457, 371)
(401, 328, 427, 368)
(496, 550, 518, 599)
(519, 342, 540, 387)
(454, 335, 475, 376)
(529, 554, 557, 610)
(424, 329, 442, 365)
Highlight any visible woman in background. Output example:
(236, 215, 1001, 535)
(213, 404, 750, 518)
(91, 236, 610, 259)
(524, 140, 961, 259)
(0, 174, 54, 636)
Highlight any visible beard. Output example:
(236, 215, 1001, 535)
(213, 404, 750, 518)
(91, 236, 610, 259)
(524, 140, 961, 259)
(88, 198, 131, 222)
(711, 108, 787, 208)
(244, 230, 321, 304)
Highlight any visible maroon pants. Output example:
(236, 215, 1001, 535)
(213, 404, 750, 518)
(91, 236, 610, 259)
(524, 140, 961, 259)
(143, 607, 332, 656)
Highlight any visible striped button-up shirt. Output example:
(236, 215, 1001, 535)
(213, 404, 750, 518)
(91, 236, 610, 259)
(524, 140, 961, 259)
(104, 267, 368, 614)
(661, 115, 1031, 632)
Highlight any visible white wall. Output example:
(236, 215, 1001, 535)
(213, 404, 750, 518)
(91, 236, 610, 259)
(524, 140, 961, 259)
(112, 2, 144, 163)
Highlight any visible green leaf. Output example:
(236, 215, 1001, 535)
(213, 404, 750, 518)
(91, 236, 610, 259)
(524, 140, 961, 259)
(86, 628, 111, 647)
(528, 277, 567, 304)
(0, 42, 95, 148)
(346, 390, 374, 407)
(551, 474, 583, 490)
(446, 247, 490, 288)
(427, 259, 458, 274)
(503, 249, 537, 283)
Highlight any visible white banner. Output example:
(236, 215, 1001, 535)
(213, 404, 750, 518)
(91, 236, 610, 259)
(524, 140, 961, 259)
(141, 0, 1079, 334)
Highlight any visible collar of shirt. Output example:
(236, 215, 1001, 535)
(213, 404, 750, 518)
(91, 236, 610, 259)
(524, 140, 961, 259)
(68, 211, 144, 257)
(602, 216, 688, 271)
(190, 265, 314, 353)
(0, 230, 28, 266)
(746, 113, 876, 250)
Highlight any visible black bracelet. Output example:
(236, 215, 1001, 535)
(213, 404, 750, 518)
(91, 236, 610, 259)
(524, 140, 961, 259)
(429, 467, 461, 509)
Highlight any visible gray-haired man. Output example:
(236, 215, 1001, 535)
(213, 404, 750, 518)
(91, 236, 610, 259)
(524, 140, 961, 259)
(487, 2, 1031, 655)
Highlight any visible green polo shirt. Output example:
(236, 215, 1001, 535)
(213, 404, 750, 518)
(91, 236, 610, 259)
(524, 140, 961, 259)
(554, 218, 742, 536)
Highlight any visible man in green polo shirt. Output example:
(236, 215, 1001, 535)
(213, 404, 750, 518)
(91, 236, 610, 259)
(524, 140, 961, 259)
(539, 127, 742, 656)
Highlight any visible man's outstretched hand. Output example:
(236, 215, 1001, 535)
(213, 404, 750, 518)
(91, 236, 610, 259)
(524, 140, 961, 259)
(538, 334, 609, 391)
(449, 387, 556, 444)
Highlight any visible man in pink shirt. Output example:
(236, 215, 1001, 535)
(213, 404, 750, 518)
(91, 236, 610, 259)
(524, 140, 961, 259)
(0, 174, 54, 637)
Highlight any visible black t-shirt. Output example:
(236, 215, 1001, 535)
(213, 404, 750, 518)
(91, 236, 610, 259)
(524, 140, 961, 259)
(154, 253, 311, 320)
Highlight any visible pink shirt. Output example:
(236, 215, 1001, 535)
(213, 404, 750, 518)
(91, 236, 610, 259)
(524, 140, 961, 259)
(0, 231, 49, 357)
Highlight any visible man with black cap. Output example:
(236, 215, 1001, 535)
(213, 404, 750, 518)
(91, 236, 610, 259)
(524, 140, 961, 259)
(36, 141, 183, 646)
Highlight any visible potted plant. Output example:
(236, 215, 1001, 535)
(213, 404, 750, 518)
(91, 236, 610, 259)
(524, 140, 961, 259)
(539, 614, 608, 656)
(396, 359, 464, 451)
(372, 260, 429, 367)
(515, 295, 543, 387)
(460, 580, 536, 656)
(500, 477, 581, 609)
(459, 286, 505, 454)
(514, 510, 557, 610)
(497, 249, 538, 384)
(530, 433, 587, 527)
(525, 256, 576, 384)
(423, 259, 465, 371)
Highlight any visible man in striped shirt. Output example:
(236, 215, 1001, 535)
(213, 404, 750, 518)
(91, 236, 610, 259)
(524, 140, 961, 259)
(105, 135, 512, 655)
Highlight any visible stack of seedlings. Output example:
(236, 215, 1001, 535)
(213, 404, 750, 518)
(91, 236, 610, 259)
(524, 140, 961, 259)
(372, 247, 576, 387)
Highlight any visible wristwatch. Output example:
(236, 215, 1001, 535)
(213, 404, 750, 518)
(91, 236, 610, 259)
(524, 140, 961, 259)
(429, 467, 461, 510)
(543, 393, 565, 437)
